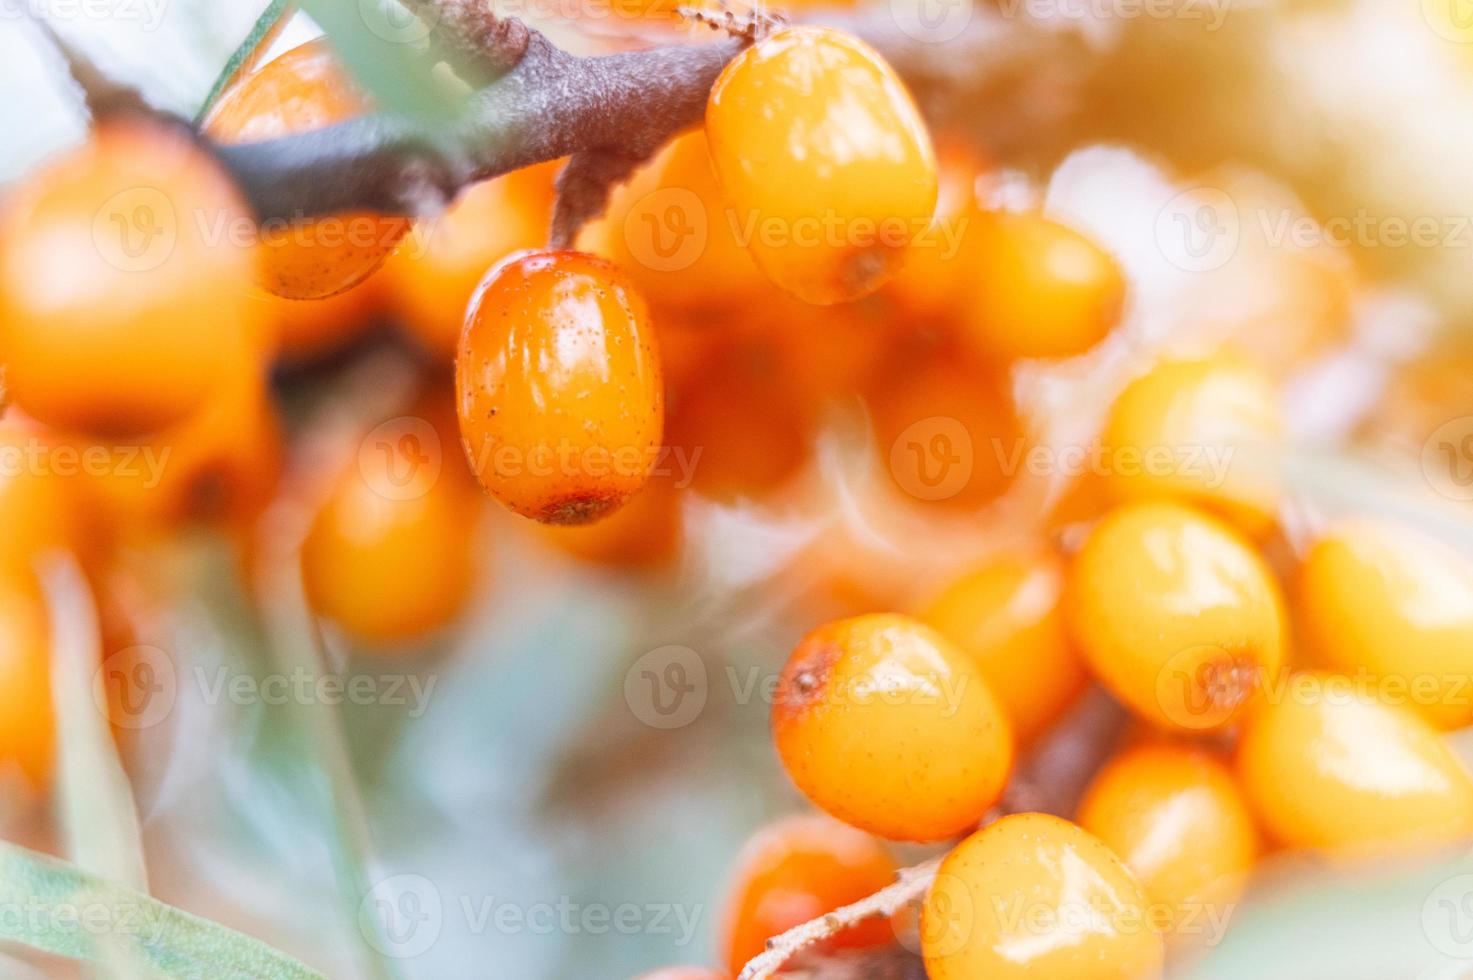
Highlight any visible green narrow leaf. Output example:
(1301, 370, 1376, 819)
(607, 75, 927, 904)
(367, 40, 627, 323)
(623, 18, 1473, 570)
(0, 840, 325, 980)
(193, 0, 293, 124)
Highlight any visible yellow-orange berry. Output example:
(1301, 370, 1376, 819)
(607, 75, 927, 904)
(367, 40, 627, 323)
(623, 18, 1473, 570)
(923, 813, 1164, 980)
(1065, 500, 1286, 733)
(0, 420, 102, 575)
(1298, 519, 1473, 731)
(0, 122, 263, 436)
(385, 162, 558, 358)
(0, 565, 55, 789)
(920, 550, 1087, 744)
(457, 250, 663, 525)
(771, 613, 1013, 842)
(1237, 672, 1473, 855)
(1077, 743, 1258, 939)
(203, 39, 411, 299)
(719, 814, 895, 975)
(706, 27, 937, 304)
(302, 400, 482, 645)
(538, 471, 682, 568)
(959, 212, 1125, 361)
(1100, 356, 1283, 536)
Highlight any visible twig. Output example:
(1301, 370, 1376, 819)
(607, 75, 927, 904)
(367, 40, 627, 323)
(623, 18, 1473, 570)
(22, 12, 156, 120)
(738, 859, 940, 980)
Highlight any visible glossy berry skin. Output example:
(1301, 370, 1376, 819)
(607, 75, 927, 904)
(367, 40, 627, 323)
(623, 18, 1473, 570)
(457, 250, 664, 525)
(0, 565, 55, 789)
(923, 813, 1164, 980)
(1237, 672, 1473, 855)
(1078, 743, 1258, 939)
(720, 814, 895, 975)
(302, 403, 482, 645)
(1101, 356, 1283, 537)
(0, 122, 262, 437)
(772, 614, 1014, 842)
(203, 39, 411, 299)
(386, 162, 558, 357)
(920, 551, 1087, 744)
(706, 27, 937, 304)
(1065, 501, 1286, 733)
(960, 213, 1125, 361)
(1298, 519, 1473, 730)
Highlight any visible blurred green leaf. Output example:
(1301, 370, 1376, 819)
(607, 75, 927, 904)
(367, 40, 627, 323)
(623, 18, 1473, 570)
(194, 0, 293, 124)
(0, 840, 325, 979)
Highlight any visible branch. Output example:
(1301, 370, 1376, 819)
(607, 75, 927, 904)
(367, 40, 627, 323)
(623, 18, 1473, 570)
(23, 10, 156, 120)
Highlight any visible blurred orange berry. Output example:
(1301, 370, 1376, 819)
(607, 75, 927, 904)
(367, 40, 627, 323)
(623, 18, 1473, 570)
(706, 27, 937, 304)
(1237, 672, 1473, 855)
(0, 121, 264, 436)
(457, 250, 663, 524)
(719, 814, 895, 975)
(923, 813, 1164, 980)
(1065, 500, 1286, 733)
(1078, 743, 1259, 939)
(385, 162, 559, 359)
(264, 278, 381, 364)
(920, 550, 1087, 744)
(203, 39, 411, 299)
(0, 565, 55, 789)
(0, 419, 103, 574)
(538, 471, 682, 568)
(772, 613, 1013, 842)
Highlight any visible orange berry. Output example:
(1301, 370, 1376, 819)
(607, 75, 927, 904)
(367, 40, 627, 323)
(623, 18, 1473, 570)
(0, 122, 263, 437)
(385, 162, 558, 358)
(1237, 672, 1473, 855)
(923, 813, 1164, 980)
(706, 27, 937, 304)
(0, 565, 55, 789)
(867, 351, 1021, 509)
(1065, 501, 1286, 733)
(957, 212, 1124, 361)
(203, 39, 411, 299)
(1297, 519, 1473, 730)
(0, 420, 101, 574)
(538, 471, 682, 568)
(265, 279, 381, 363)
(920, 550, 1088, 744)
(1100, 356, 1282, 536)
(772, 613, 1014, 842)
(302, 400, 482, 645)
(719, 814, 895, 975)
(1077, 743, 1259, 939)
(457, 250, 663, 524)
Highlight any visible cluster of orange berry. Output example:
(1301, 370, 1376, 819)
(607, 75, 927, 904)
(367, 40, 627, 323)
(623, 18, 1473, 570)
(0, 14, 1469, 980)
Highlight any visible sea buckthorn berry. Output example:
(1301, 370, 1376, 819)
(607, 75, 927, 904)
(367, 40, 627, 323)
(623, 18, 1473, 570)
(920, 551, 1087, 745)
(385, 161, 558, 358)
(1065, 500, 1286, 733)
(302, 399, 482, 645)
(1236, 672, 1473, 855)
(203, 39, 411, 299)
(923, 813, 1165, 980)
(1100, 356, 1283, 536)
(0, 122, 263, 437)
(1298, 519, 1473, 730)
(0, 565, 55, 789)
(0, 421, 101, 575)
(264, 278, 381, 364)
(771, 613, 1014, 842)
(1077, 743, 1259, 941)
(720, 814, 896, 975)
(705, 27, 937, 304)
(539, 471, 682, 568)
(457, 250, 663, 525)
(959, 212, 1125, 361)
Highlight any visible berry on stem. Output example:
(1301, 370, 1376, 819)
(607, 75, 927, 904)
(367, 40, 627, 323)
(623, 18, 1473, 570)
(771, 613, 1014, 842)
(706, 27, 937, 304)
(1065, 500, 1285, 733)
(457, 250, 664, 525)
